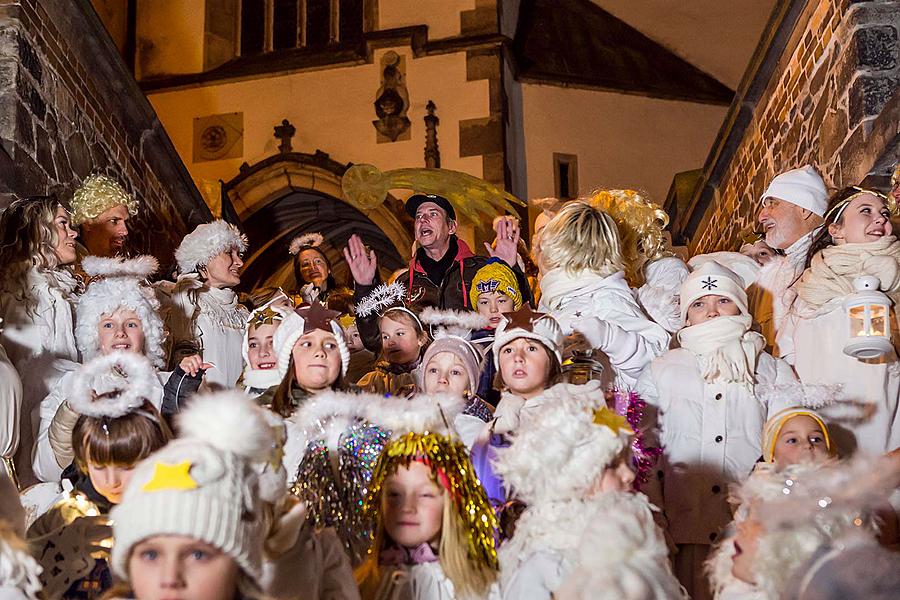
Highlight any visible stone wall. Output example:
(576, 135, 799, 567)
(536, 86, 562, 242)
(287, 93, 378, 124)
(0, 0, 210, 267)
(678, 0, 900, 253)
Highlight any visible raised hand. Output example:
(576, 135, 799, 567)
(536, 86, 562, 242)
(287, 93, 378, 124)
(179, 354, 212, 377)
(343, 234, 378, 286)
(485, 216, 521, 266)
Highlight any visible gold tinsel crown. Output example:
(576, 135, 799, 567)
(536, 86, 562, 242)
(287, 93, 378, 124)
(362, 430, 499, 570)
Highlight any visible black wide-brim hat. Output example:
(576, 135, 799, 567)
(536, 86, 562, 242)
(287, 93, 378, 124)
(405, 194, 456, 221)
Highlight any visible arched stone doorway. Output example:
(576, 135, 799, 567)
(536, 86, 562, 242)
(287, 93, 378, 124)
(224, 150, 414, 292)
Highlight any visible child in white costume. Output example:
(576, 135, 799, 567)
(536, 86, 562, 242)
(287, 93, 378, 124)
(493, 384, 672, 600)
(0, 197, 80, 487)
(635, 257, 797, 600)
(356, 396, 499, 600)
(32, 256, 167, 482)
(791, 186, 900, 454)
(158, 219, 249, 388)
(536, 200, 668, 389)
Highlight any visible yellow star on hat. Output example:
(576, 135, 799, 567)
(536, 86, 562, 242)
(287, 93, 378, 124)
(142, 461, 198, 492)
(592, 407, 634, 435)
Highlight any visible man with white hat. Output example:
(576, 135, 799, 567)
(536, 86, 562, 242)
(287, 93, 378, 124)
(754, 165, 828, 361)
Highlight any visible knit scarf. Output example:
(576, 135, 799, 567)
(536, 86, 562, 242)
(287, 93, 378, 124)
(677, 315, 765, 386)
(197, 285, 248, 330)
(793, 236, 900, 317)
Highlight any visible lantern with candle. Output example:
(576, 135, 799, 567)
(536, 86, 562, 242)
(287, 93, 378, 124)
(843, 275, 893, 359)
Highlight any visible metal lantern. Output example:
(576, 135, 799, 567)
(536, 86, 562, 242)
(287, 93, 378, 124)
(561, 349, 605, 385)
(843, 275, 893, 359)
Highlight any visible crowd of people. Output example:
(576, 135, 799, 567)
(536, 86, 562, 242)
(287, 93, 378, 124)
(0, 163, 899, 600)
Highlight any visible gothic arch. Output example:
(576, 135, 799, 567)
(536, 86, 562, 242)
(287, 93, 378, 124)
(225, 150, 414, 292)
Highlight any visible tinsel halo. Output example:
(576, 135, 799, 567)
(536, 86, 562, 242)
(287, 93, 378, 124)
(363, 431, 499, 571)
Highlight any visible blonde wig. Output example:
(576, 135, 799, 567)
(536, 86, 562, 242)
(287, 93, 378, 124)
(537, 200, 625, 277)
(70, 174, 138, 225)
(0, 196, 71, 311)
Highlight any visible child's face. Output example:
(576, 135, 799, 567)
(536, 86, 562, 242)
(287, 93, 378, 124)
(87, 463, 135, 505)
(732, 505, 764, 584)
(291, 329, 342, 392)
(476, 291, 515, 329)
(685, 294, 741, 326)
(380, 315, 422, 365)
(129, 535, 240, 600)
(498, 338, 551, 399)
(247, 322, 277, 370)
(423, 352, 469, 398)
(98, 308, 145, 355)
(592, 455, 636, 494)
(382, 461, 445, 549)
(772, 415, 829, 466)
(345, 325, 364, 352)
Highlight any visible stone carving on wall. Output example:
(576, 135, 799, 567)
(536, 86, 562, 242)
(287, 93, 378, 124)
(193, 112, 244, 162)
(373, 51, 411, 143)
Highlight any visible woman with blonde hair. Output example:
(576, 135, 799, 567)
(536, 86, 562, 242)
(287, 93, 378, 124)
(536, 200, 668, 389)
(0, 196, 80, 486)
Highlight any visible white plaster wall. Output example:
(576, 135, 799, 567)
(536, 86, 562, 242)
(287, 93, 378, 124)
(521, 83, 727, 217)
(135, 0, 205, 79)
(377, 0, 476, 39)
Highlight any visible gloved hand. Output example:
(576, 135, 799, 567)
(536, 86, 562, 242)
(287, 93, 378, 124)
(48, 401, 80, 468)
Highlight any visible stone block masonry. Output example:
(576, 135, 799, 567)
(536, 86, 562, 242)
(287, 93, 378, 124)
(0, 0, 210, 269)
(678, 0, 900, 254)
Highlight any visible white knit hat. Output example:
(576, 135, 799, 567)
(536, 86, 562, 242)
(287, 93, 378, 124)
(240, 299, 288, 391)
(110, 391, 275, 584)
(76, 255, 166, 368)
(761, 165, 828, 217)
(679, 260, 750, 323)
(492, 381, 633, 506)
(273, 302, 349, 379)
(174, 219, 248, 274)
(491, 304, 564, 367)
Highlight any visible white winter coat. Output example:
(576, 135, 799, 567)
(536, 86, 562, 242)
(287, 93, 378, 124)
(792, 304, 900, 454)
(539, 270, 669, 389)
(0, 344, 22, 479)
(360, 561, 499, 600)
(0, 268, 79, 487)
(31, 365, 166, 482)
(634, 348, 797, 545)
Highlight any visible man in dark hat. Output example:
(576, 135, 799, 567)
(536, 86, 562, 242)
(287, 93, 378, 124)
(343, 193, 530, 351)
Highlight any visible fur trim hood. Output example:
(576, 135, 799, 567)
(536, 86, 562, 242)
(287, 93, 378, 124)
(175, 219, 248, 274)
(68, 352, 158, 418)
(76, 255, 166, 368)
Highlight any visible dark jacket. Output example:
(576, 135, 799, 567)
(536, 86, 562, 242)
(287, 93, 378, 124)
(355, 236, 532, 353)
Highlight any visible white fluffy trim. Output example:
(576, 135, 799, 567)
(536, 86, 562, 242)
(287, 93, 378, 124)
(362, 393, 466, 437)
(288, 232, 324, 255)
(81, 255, 158, 279)
(356, 281, 406, 317)
(0, 522, 42, 600)
(420, 307, 489, 339)
(175, 219, 248, 274)
(493, 381, 628, 505)
(754, 382, 843, 409)
(176, 390, 275, 463)
(68, 352, 156, 418)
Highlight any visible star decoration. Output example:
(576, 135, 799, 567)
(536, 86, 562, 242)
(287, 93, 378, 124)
(249, 306, 283, 329)
(592, 407, 634, 435)
(503, 303, 547, 332)
(298, 301, 342, 334)
(574, 311, 582, 318)
(141, 461, 198, 492)
(701, 277, 718, 291)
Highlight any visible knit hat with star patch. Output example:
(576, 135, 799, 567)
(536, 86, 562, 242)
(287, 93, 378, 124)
(110, 391, 278, 584)
(679, 260, 750, 324)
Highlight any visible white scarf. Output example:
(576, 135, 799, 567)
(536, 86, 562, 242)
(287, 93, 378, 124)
(198, 286, 248, 330)
(677, 315, 765, 386)
(240, 367, 282, 392)
(539, 268, 630, 312)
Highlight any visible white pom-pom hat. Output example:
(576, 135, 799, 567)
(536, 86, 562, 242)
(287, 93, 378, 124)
(111, 390, 276, 584)
(75, 255, 165, 368)
(175, 219, 248, 274)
